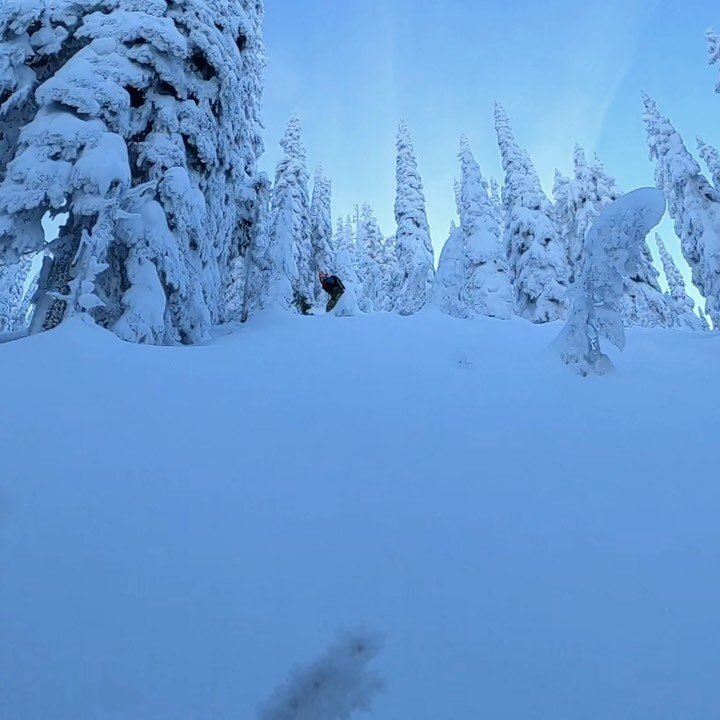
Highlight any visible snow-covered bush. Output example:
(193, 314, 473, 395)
(555, 188, 666, 376)
(259, 629, 385, 720)
(0, 0, 266, 343)
(495, 103, 569, 323)
(390, 121, 434, 315)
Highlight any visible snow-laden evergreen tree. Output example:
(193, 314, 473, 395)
(391, 120, 434, 315)
(553, 146, 622, 284)
(356, 203, 391, 312)
(0, 0, 267, 344)
(642, 93, 720, 328)
(697, 137, 720, 191)
(457, 136, 513, 319)
(494, 103, 569, 323)
(0, 254, 30, 331)
(488, 177, 504, 230)
(655, 233, 706, 330)
(259, 629, 384, 720)
(333, 213, 367, 312)
(554, 145, 673, 327)
(707, 27, 720, 93)
(619, 241, 674, 328)
(272, 115, 313, 313)
(432, 220, 467, 318)
(310, 166, 334, 298)
(556, 188, 666, 376)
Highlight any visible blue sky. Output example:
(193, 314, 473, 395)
(261, 0, 719, 283)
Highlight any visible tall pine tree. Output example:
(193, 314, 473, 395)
(457, 136, 513, 319)
(391, 121, 434, 315)
(495, 103, 569, 323)
(642, 92, 720, 328)
(272, 115, 313, 313)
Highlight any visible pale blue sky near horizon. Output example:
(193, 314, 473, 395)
(260, 0, 719, 297)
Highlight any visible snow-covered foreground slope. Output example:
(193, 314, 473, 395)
(1, 311, 719, 720)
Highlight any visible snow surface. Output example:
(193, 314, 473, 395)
(1, 312, 719, 720)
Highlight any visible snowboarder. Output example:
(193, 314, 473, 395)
(319, 271, 345, 312)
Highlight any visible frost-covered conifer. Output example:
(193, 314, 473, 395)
(356, 203, 390, 312)
(260, 629, 385, 720)
(333, 213, 367, 312)
(310, 166, 334, 297)
(272, 115, 313, 313)
(556, 188, 666, 376)
(391, 121, 434, 315)
(495, 103, 569, 323)
(0, 0, 267, 343)
(620, 241, 674, 328)
(655, 233, 705, 330)
(0, 254, 30, 331)
(458, 136, 513, 319)
(643, 93, 720, 328)
(707, 27, 720, 93)
(432, 221, 467, 318)
(555, 145, 673, 327)
(697, 137, 720, 190)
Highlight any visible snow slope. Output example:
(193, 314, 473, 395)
(1, 312, 719, 720)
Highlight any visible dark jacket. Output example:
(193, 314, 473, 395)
(321, 275, 345, 296)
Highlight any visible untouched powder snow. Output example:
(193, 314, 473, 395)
(1, 312, 719, 720)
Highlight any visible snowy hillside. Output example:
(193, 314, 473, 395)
(1, 312, 719, 720)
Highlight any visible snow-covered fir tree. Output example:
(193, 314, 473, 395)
(697, 137, 720, 191)
(271, 115, 313, 313)
(642, 92, 720, 328)
(494, 103, 569, 323)
(655, 233, 706, 330)
(457, 136, 513, 319)
(619, 240, 674, 328)
(310, 166, 334, 298)
(356, 203, 391, 312)
(0, 0, 267, 344)
(0, 254, 30, 332)
(391, 120, 434, 315)
(554, 145, 672, 327)
(556, 188, 666, 376)
(707, 27, 720, 93)
(432, 220, 467, 318)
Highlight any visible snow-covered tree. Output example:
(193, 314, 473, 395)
(356, 203, 391, 312)
(457, 136, 513, 319)
(553, 146, 622, 284)
(391, 121, 434, 315)
(556, 188, 666, 376)
(0, 254, 30, 331)
(259, 629, 385, 720)
(554, 145, 674, 327)
(494, 103, 569, 323)
(642, 93, 720, 328)
(310, 166, 334, 298)
(488, 177, 504, 230)
(0, 0, 267, 344)
(707, 27, 720, 93)
(432, 221, 467, 318)
(272, 115, 313, 313)
(333, 213, 367, 312)
(655, 233, 706, 330)
(619, 240, 674, 328)
(697, 137, 720, 191)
